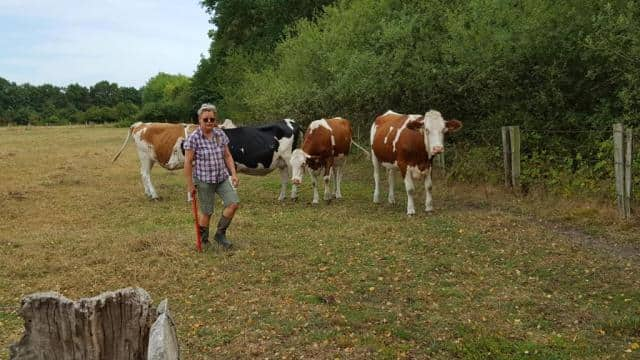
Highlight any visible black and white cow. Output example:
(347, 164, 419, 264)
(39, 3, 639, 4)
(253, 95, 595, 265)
(112, 119, 302, 200)
(224, 119, 302, 200)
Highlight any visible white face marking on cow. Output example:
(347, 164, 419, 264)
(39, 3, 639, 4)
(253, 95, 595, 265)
(383, 110, 399, 116)
(290, 149, 307, 184)
(423, 110, 447, 156)
(165, 138, 186, 170)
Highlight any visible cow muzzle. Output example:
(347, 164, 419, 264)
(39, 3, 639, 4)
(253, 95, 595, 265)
(431, 146, 444, 155)
(292, 178, 302, 185)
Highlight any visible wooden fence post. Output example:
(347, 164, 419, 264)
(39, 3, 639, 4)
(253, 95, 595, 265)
(502, 126, 521, 189)
(509, 126, 521, 189)
(613, 123, 633, 220)
(502, 127, 512, 187)
(613, 123, 625, 218)
(625, 128, 633, 219)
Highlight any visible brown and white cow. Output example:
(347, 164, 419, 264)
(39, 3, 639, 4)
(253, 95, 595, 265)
(112, 122, 197, 199)
(370, 110, 462, 215)
(290, 117, 356, 203)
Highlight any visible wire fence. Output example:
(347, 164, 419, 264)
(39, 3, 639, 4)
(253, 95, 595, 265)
(438, 124, 639, 217)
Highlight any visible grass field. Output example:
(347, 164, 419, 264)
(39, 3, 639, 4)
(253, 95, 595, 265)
(0, 125, 639, 359)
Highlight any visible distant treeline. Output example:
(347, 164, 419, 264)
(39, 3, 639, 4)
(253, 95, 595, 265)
(0, 73, 195, 126)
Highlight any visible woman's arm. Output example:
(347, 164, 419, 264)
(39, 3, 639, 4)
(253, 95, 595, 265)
(223, 145, 239, 187)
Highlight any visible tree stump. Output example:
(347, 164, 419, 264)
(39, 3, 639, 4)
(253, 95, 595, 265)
(9, 287, 157, 360)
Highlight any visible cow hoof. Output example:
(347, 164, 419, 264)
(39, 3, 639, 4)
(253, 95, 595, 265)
(150, 197, 161, 201)
(425, 207, 434, 213)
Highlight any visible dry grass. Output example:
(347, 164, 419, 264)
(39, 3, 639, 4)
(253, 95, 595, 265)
(1, 125, 639, 359)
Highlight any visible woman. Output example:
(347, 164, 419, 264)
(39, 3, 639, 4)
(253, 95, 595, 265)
(184, 103, 239, 250)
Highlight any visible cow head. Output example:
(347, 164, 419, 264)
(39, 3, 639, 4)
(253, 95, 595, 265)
(290, 149, 307, 185)
(410, 110, 462, 157)
(291, 149, 324, 185)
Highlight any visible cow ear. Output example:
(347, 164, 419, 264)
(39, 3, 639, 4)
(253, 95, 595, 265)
(445, 119, 462, 133)
(406, 117, 424, 130)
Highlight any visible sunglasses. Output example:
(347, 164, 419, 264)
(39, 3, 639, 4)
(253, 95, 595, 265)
(202, 117, 217, 123)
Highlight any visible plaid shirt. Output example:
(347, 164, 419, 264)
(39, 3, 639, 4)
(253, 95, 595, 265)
(184, 127, 230, 183)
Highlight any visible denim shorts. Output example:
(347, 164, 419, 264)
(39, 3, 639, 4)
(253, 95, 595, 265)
(194, 177, 240, 215)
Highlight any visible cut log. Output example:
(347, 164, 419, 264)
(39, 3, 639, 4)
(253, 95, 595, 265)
(10, 287, 157, 360)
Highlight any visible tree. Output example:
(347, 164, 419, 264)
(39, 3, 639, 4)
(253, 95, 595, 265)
(65, 84, 90, 111)
(192, 0, 338, 115)
(118, 87, 142, 106)
(138, 73, 193, 122)
(89, 81, 120, 107)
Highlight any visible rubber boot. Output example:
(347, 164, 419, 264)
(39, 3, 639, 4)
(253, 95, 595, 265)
(214, 215, 233, 250)
(199, 225, 210, 251)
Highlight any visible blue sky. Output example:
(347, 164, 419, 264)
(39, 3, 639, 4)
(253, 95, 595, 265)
(0, 1, 213, 88)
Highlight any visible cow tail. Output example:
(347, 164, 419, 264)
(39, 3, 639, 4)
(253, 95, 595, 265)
(350, 138, 371, 159)
(112, 122, 139, 162)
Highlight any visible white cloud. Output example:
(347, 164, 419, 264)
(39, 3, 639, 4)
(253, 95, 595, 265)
(0, 0, 213, 88)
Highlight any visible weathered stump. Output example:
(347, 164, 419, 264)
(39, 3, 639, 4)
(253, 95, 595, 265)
(9, 288, 159, 360)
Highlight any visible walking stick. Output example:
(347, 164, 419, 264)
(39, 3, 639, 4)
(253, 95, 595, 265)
(191, 189, 202, 252)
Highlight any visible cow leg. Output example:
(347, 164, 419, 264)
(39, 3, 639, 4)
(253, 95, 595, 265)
(138, 152, 158, 199)
(387, 168, 396, 204)
(372, 153, 382, 203)
(309, 168, 321, 204)
(425, 167, 433, 212)
(323, 169, 332, 201)
(278, 166, 289, 201)
(323, 158, 334, 201)
(334, 157, 346, 199)
(403, 171, 416, 216)
(289, 165, 299, 200)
